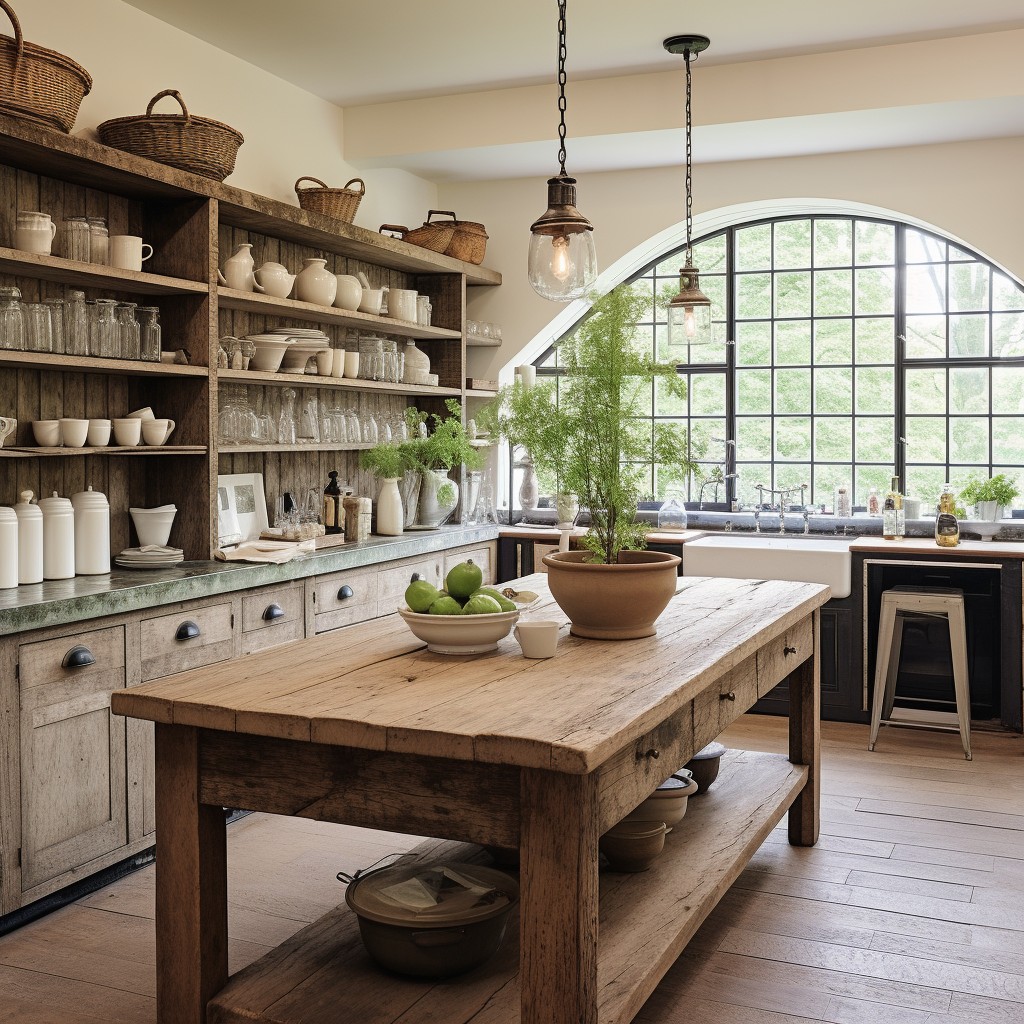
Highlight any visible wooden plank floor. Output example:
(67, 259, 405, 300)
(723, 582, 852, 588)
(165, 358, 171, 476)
(0, 715, 1021, 1023)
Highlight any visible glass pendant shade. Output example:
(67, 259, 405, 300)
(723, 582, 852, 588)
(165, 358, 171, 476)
(666, 258, 712, 349)
(528, 175, 597, 301)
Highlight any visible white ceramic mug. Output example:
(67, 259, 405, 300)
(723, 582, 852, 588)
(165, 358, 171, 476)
(142, 418, 175, 446)
(514, 620, 560, 659)
(15, 211, 56, 255)
(87, 418, 111, 446)
(59, 418, 89, 448)
(109, 235, 154, 272)
(112, 417, 142, 446)
(387, 288, 418, 322)
(31, 419, 61, 446)
(315, 350, 334, 375)
(343, 351, 360, 378)
(127, 406, 155, 420)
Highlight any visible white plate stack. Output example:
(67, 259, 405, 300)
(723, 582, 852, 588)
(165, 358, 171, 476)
(114, 545, 184, 570)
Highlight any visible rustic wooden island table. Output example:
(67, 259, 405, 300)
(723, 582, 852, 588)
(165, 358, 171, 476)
(110, 574, 827, 1024)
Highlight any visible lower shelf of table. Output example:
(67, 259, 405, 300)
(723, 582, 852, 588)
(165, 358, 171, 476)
(208, 749, 807, 1024)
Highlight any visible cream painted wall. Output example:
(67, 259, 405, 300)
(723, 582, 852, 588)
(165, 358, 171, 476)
(20, 0, 436, 230)
(443, 137, 1024, 381)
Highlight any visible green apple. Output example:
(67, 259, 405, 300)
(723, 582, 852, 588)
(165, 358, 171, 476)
(445, 559, 484, 600)
(427, 595, 464, 615)
(405, 579, 440, 613)
(462, 594, 502, 615)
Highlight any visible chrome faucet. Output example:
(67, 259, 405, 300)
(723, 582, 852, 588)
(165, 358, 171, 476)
(803, 510, 810, 535)
(754, 508, 761, 533)
(778, 512, 787, 535)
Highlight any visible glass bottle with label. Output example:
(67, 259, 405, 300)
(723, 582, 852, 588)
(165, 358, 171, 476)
(323, 470, 343, 535)
(867, 487, 879, 515)
(882, 475, 905, 540)
(935, 482, 960, 547)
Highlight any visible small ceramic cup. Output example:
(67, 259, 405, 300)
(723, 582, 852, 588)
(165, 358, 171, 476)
(315, 349, 333, 375)
(141, 417, 175, 446)
(127, 406, 155, 421)
(87, 418, 111, 447)
(31, 419, 61, 446)
(343, 351, 360, 378)
(514, 620, 560, 659)
(112, 417, 142, 446)
(59, 418, 89, 448)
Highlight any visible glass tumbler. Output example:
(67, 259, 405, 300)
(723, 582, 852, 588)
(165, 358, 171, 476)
(0, 286, 25, 350)
(87, 217, 108, 265)
(60, 217, 91, 262)
(90, 298, 118, 358)
(65, 290, 88, 356)
(44, 297, 65, 354)
(138, 306, 161, 361)
(24, 302, 52, 352)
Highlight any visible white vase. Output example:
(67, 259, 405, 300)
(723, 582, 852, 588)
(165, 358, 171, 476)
(417, 469, 459, 528)
(976, 500, 1000, 521)
(295, 258, 338, 306)
(376, 478, 404, 536)
(556, 491, 579, 526)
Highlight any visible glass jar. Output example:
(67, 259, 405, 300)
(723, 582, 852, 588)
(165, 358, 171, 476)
(138, 306, 161, 361)
(0, 286, 25, 350)
(381, 338, 399, 382)
(116, 302, 140, 360)
(358, 334, 384, 381)
(64, 290, 88, 356)
(44, 297, 65, 354)
(87, 217, 108, 265)
(90, 298, 118, 358)
(60, 216, 91, 262)
(24, 302, 52, 352)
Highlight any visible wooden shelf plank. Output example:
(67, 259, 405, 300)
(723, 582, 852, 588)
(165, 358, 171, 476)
(0, 246, 208, 295)
(465, 388, 498, 399)
(217, 442, 373, 454)
(207, 751, 806, 1024)
(466, 337, 502, 347)
(0, 349, 208, 378)
(1, 445, 207, 458)
(217, 288, 461, 340)
(217, 368, 462, 397)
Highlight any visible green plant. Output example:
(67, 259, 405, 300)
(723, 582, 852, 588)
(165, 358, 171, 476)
(359, 442, 411, 480)
(483, 285, 701, 563)
(958, 473, 1020, 508)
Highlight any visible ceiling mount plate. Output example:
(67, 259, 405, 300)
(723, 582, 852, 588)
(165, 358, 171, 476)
(663, 34, 711, 57)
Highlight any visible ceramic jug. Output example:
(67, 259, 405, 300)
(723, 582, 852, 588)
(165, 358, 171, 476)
(217, 243, 265, 293)
(295, 258, 337, 306)
(15, 211, 56, 255)
(253, 261, 296, 298)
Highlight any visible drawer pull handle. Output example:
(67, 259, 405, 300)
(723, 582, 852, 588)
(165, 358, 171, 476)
(338, 585, 354, 600)
(262, 603, 285, 621)
(175, 620, 201, 641)
(720, 691, 737, 702)
(784, 645, 797, 656)
(62, 645, 96, 670)
(635, 748, 660, 761)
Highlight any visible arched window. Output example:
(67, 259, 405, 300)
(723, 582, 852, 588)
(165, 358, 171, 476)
(525, 214, 1024, 513)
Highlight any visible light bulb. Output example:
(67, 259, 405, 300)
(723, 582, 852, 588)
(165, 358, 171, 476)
(684, 306, 697, 339)
(551, 236, 572, 281)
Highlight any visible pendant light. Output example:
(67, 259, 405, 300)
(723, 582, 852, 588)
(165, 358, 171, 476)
(664, 34, 713, 349)
(528, 0, 597, 302)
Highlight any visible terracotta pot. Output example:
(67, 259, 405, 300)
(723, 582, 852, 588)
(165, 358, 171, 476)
(541, 549, 681, 640)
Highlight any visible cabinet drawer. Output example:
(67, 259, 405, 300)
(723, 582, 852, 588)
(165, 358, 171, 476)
(757, 617, 814, 698)
(377, 556, 443, 608)
(140, 603, 235, 681)
(19, 625, 125, 691)
(313, 568, 379, 633)
(443, 544, 495, 585)
(242, 584, 305, 654)
(692, 651, 759, 751)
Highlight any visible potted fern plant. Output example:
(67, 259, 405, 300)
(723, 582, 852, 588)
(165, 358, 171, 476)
(959, 473, 1020, 521)
(482, 285, 700, 639)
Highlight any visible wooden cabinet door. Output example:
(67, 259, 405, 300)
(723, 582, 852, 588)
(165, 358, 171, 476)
(19, 627, 128, 892)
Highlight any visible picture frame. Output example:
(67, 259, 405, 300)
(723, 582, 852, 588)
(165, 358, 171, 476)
(216, 473, 269, 547)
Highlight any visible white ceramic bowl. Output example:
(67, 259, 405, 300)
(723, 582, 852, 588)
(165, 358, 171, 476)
(397, 606, 519, 654)
(130, 505, 177, 547)
(280, 339, 332, 373)
(248, 338, 292, 373)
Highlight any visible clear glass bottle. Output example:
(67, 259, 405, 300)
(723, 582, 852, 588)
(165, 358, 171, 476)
(60, 216, 91, 261)
(87, 217, 108, 265)
(935, 481, 960, 547)
(277, 387, 298, 445)
(64, 290, 89, 356)
(90, 298, 118, 358)
(116, 302, 140, 360)
(138, 306, 161, 361)
(44, 297, 65, 354)
(867, 486, 879, 516)
(0, 286, 25, 350)
(882, 475, 905, 540)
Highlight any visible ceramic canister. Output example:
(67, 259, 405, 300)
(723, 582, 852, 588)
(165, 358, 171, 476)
(71, 485, 110, 575)
(13, 490, 43, 585)
(38, 491, 75, 580)
(0, 507, 17, 589)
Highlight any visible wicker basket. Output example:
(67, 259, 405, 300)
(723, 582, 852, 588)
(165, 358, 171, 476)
(294, 176, 365, 223)
(0, 0, 91, 133)
(379, 210, 488, 265)
(97, 90, 244, 182)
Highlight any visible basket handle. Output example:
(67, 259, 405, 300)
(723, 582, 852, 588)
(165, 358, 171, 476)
(425, 210, 458, 224)
(343, 178, 366, 196)
(294, 176, 329, 192)
(0, 0, 24, 68)
(379, 224, 410, 239)
(146, 89, 191, 125)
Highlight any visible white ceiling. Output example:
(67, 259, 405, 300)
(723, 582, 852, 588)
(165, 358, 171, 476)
(121, 0, 1024, 180)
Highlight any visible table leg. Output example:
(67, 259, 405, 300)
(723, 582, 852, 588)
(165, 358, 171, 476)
(520, 767, 600, 1024)
(155, 724, 228, 1023)
(788, 609, 820, 846)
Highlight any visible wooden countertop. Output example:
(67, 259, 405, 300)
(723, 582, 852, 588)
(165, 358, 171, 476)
(499, 526, 706, 544)
(850, 537, 1024, 558)
(111, 573, 828, 775)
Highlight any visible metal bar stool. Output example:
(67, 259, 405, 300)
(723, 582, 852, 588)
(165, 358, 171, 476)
(868, 585, 972, 760)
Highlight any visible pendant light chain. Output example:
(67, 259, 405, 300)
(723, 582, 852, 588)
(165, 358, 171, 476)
(684, 47, 693, 262)
(557, 0, 568, 176)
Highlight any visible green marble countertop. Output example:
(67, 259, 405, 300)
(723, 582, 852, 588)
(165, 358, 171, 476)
(0, 525, 499, 638)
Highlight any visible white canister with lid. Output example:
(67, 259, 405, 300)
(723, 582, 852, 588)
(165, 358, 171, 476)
(13, 490, 43, 584)
(38, 491, 75, 580)
(0, 507, 17, 589)
(71, 485, 110, 575)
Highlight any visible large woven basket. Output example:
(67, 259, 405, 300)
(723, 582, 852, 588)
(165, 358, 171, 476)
(97, 89, 244, 182)
(294, 176, 365, 223)
(379, 210, 488, 265)
(0, 0, 91, 133)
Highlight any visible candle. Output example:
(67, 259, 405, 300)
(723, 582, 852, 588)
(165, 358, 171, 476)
(517, 364, 536, 389)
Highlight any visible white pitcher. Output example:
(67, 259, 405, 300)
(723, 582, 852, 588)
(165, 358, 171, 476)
(217, 243, 265, 293)
(295, 258, 337, 306)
